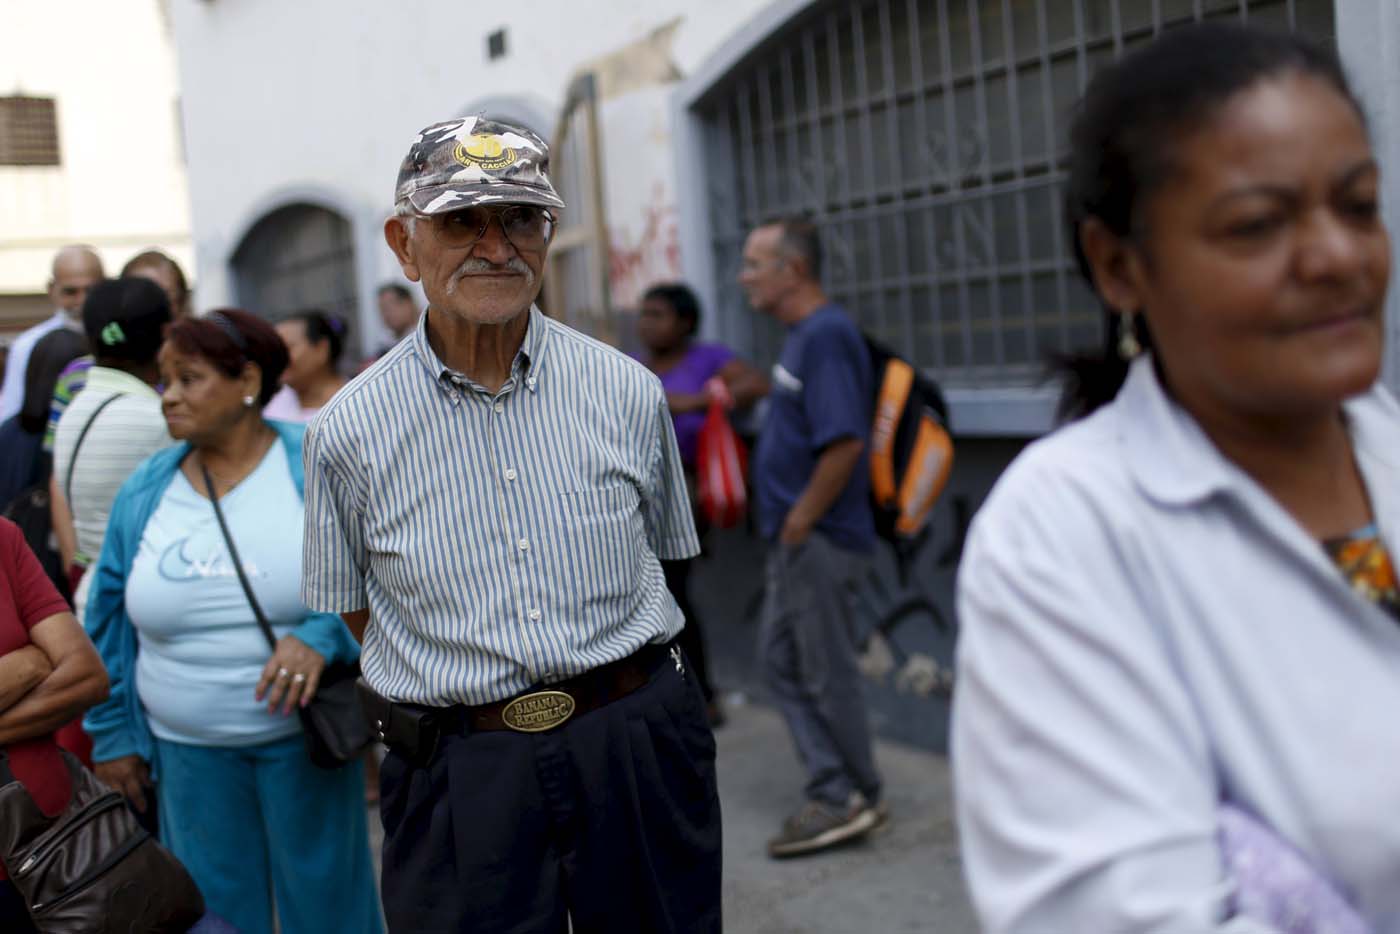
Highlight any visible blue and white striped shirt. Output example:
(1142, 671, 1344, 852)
(301, 306, 699, 705)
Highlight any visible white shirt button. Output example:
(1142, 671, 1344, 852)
(518, 538, 530, 552)
(504, 468, 517, 481)
(529, 608, 542, 621)
(493, 402, 504, 414)
(526, 377, 537, 389)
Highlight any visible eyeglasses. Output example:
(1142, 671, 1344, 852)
(419, 205, 556, 252)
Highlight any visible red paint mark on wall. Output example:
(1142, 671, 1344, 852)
(609, 184, 681, 310)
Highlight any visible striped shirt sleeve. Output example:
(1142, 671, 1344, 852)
(644, 389, 701, 561)
(301, 412, 370, 613)
(43, 362, 89, 454)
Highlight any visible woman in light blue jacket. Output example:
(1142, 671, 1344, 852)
(84, 309, 380, 934)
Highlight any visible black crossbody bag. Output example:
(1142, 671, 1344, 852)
(200, 462, 371, 770)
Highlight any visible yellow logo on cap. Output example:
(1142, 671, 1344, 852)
(454, 134, 518, 171)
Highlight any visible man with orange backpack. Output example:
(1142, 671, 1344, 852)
(739, 216, 886, 858)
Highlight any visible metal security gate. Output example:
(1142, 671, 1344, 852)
(695, 0, 1335, 388)
(231, 203, 359, 330)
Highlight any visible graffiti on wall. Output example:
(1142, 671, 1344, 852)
(608, 182, 681, 311)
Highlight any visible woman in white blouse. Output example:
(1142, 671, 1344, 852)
(264, 311, 348, 424)
(953, 22, 1400, 934)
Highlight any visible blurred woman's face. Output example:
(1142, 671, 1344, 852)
(1128, 73, 1390, 421)
(637, 297, 690, 355)
(157, 343, 254, 444)
(128, 263, 188, 320)
(275, 320, 329, 391)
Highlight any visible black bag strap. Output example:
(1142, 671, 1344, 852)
(200, 461, 278, 653)
(64, 392, 126, 507)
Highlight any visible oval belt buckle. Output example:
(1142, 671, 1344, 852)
(502, 690, 577, 733)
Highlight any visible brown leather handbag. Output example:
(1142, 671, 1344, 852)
(0, 749, 204, 932)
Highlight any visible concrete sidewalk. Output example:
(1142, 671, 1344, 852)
(714, 702, 975, 933)
(367, 703, 977, 933)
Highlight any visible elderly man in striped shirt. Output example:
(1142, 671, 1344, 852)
(302, 116, 721, 933)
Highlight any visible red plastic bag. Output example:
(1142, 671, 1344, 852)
(695, 397, 748, 529)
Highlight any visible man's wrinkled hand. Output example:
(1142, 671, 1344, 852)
(779, 509, 814, 546)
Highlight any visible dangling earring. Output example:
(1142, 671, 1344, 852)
(242, 394, 256, 408)
(1117, 311, 1142, 360)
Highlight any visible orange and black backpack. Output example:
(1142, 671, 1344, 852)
(865, 337, 955, 575)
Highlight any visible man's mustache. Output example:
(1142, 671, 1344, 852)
(445, 256, 535, 295)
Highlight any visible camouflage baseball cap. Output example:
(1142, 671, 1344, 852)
(395, 115, 565, 216)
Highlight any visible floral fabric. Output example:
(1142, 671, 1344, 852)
(1323, 525, 1400, 623)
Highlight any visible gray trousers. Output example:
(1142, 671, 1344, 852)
(759, 532, 883, 807)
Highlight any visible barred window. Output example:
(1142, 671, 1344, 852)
(698, 0, 1336, 388)
(0, 96, 60, 166)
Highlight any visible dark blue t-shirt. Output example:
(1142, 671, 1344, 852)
(753, 304, 875, 553)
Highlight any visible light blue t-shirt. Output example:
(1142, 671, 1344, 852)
(128, 443, 308, 747)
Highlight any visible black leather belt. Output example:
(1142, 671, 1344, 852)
(357, 642, 679, 766)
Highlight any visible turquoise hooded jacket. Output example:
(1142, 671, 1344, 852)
(82, 420, 360, 775)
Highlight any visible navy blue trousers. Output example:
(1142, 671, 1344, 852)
(378, 653, 723, 934)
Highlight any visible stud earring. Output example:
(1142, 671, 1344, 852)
(1117, 311, 1142, 360)
(243, 394, 256, 408)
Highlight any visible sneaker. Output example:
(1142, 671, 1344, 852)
(767, 792, 879, 858)
(869, 799, 891, 834)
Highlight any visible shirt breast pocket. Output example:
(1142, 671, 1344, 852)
(558, 483, 645, 610)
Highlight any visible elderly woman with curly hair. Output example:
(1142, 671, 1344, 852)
(84, 309, 381, 934)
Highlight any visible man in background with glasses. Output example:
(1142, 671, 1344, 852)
(301, 115, 721, 933)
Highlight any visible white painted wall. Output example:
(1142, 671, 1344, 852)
(170, 0, 1400, 399)
(0, 0, 192, 300)
(167, 0, 775, 351)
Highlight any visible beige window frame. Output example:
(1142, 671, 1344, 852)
(543, 73, 616, 344)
